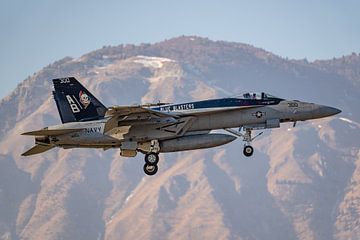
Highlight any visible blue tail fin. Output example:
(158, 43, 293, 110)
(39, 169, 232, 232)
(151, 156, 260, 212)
(52, 77, 107, 123)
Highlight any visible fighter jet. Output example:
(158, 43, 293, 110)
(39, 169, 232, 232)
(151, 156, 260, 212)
(22, 77, 341, 175)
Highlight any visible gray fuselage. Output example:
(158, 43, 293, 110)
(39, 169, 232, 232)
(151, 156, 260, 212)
(45, 98, 340, 149)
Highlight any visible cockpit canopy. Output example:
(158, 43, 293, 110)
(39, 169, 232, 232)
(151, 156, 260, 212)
(239, 92, 282, 100)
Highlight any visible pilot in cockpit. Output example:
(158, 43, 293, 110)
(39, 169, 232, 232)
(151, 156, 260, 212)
(243, 93, 251, 99)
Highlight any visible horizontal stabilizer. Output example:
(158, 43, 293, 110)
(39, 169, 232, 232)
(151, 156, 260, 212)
(21, 145, 54, 156)
(21, 128, 83, 136)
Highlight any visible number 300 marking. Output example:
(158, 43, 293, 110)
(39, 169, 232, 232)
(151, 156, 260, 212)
(288, 102, 298, 107)
(60, 78, 70, 84)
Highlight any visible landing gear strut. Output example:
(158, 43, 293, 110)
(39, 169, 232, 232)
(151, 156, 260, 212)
(242, 128, 254, 157)
(224, 127, 263, 157)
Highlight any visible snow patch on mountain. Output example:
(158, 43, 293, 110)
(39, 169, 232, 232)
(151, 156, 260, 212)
(133, 55, 174, 69)
(140, 57, 184, 104)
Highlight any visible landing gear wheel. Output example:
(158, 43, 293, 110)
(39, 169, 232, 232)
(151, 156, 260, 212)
(143, 163, 158, 176)
(243, 145, 254, 157)
(145, 152, 159, 165)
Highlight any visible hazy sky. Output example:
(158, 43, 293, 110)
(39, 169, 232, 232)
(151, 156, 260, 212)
(1, 0, 359, 99)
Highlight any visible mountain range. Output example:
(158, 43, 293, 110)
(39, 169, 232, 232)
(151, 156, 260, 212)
(0, 36, 359, 240)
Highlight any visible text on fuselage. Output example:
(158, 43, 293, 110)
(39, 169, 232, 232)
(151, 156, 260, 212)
(160, 103, 195, 112)
(84, 127, 102, 134)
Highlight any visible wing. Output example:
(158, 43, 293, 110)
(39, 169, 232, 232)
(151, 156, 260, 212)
(104, 105, 179, 133)
(21, 145, 54, 156)
(21, 128, 84, 136)
(103, 105, 194, 140)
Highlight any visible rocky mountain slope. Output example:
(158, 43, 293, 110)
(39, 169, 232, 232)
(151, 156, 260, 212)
(0, 36, 359, 240)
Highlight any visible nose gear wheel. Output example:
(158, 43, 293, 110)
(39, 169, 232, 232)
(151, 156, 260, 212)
(243, 145, 254, 157)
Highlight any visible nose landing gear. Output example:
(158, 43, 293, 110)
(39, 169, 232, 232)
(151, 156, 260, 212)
(224, 127, 263, 157)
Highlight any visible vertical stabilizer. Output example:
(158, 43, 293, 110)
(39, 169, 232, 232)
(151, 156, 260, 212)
(52, 77, 107, 123)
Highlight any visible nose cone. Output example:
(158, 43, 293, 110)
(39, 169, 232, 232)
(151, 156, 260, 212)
(316, 105, 341, 118)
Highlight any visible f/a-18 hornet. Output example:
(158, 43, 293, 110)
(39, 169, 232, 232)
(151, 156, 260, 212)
(22, 77, 341, 175)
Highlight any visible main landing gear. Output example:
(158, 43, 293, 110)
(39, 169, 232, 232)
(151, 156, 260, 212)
(225, 127, 263, 157)
(143, 152, 159, 175)
(143, 140, 160, 176)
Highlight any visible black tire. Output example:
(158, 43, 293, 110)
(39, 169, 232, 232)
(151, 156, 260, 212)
(243, 145, 254, 157)
(145, 153, 159, 165)
(143, 163, 158, 176)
